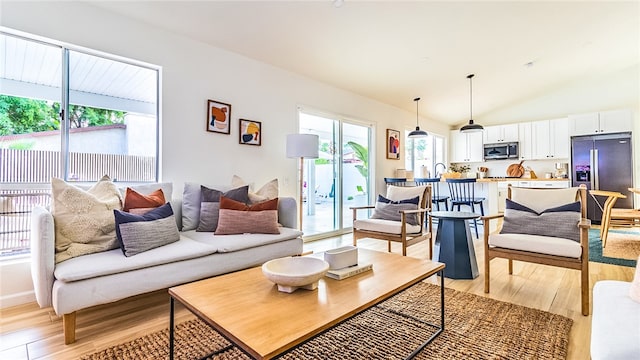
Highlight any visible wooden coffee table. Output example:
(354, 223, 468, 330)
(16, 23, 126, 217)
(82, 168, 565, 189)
(168, 248, 445, 359)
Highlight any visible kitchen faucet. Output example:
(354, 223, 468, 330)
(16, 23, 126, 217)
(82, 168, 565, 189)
(434, 163, 446, 178)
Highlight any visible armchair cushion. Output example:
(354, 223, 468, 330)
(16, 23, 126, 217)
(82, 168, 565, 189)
(500, 199, 581, 242)
(489, 233, 582, 258)
(371, 195, 419, 225)
(353, 218, 422, 235)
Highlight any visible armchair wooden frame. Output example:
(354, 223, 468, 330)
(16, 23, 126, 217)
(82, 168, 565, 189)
(351, 186, 433, 258)
(482, 185, 591, 316)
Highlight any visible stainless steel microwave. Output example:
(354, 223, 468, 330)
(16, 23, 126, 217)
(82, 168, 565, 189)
(483, 142, 519, 160)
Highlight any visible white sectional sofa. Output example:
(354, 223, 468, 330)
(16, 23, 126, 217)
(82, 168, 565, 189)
(30, 182, 303, 344)
(590, 280, 640, 359)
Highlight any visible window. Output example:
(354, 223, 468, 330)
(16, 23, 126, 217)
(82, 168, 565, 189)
(404, 131, 446, 178)
(0, 30, 160, 256)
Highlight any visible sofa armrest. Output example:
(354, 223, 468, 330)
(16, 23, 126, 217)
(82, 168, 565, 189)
(30, 206, 55, 308)
(278, 197, 297, 229)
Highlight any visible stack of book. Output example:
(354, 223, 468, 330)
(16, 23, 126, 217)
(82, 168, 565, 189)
(325, 262, 373, 280)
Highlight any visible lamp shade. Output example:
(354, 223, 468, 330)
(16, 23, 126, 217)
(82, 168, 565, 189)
(286, 134, 319, 158)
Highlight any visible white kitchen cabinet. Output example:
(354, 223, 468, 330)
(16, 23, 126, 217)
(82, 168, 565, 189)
(531, 118, 569, 160)
(450, 130, 483, 163)
(517, 121, 533, 160)
(483, 123, 519, 144)
(569, 109, 633, 136)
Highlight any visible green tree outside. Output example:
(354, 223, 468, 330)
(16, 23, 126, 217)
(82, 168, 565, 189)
(0, 95, 125, 136)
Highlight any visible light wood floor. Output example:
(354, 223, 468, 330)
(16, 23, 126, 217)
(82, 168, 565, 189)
(0, 231, 635, 360)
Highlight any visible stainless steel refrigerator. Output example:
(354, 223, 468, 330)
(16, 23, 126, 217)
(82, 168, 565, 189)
(571, 132, 634, 223)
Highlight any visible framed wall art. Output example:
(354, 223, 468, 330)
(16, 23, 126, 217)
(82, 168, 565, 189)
(239, 119, 261, 146)
(386, 129, 401, 160)
(206, 99, 231, 134)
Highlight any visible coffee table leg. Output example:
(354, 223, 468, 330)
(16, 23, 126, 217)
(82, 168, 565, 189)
(170, 297, 175, 360)
(405, 269, 445, 360)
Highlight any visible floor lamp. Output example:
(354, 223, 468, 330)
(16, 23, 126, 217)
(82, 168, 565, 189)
(286, 134, 319, 232)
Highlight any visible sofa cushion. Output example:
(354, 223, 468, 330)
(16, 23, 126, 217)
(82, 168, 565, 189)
(53, 235, 218, 282)
(231, 175, 279, 204)
(114, 203, 180, 257)
(214, 196, 280, 235)
(182, 182, 230, 231)
(196, 185, 250, 232)
(51, 175, 123, 263)
(630, 256, 640, 303)
(489, 233, 582, 258)
(591, 280, 640, 360)
(123, 187, 166, 213)
(183, 227, 302, 253)
(500, 199, 581, 242)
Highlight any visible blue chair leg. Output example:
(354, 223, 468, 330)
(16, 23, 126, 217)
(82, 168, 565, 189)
(470, 203, 479, 238)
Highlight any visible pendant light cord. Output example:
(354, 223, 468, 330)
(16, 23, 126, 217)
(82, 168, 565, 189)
(467, 74, 474, 121)
(414, 97, 420, 126)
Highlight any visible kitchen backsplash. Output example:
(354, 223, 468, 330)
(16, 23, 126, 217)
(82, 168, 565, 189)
(459, 158, 570, 179)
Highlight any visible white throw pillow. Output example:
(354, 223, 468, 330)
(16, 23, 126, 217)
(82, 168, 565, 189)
(629, 256, 640, 303)
(231, 175, 278, 204)
(51, 175, 123, 263)
(386, 185, 427, 207)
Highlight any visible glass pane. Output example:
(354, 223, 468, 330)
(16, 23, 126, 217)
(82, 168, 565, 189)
(0, 34, 62, 183)
(67, 50, 158, 182)
(342, 123, 370, 229)
(300, 112, 339, 236)
(0, 33, 61, 256)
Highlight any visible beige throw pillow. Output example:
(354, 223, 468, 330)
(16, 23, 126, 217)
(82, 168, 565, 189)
(52, 175, 123, 263)
(231, 175, 278, 204)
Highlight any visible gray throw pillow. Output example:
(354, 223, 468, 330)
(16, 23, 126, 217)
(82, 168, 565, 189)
(500, 199, 581, 242)
(371, 195, 418, 225)
(196, 185, 249, 232)
(114, 203, 180, 257)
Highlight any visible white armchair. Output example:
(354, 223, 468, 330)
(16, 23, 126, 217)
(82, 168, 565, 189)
(483, 185, 591, 315)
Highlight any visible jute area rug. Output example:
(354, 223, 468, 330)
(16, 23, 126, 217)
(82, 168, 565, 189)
(602, 229, 640, 261)
(81, 283, 572, 360)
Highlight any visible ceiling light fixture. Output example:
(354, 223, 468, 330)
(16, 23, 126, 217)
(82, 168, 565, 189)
(408, 97, 428, 139)
(460, 74, 484, 133)
(333, 0, 344, 8)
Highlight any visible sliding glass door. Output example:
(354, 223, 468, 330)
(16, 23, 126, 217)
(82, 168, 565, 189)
(299, 110, 371, 239)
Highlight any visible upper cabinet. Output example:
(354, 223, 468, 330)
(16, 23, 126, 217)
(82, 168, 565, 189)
(450, 130, 483, 163)
(518, 122, 533, 160)
(483, 124, 519, 144)
(531, 118, 569, 160)
(569, 109, 633, 136)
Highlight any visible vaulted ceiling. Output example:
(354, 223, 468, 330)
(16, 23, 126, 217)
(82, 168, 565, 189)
(88, 1, 640, 126)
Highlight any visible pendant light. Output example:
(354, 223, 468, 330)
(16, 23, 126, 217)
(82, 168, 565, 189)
(460, 74, 484, 133)
(408, 97, 428, 138)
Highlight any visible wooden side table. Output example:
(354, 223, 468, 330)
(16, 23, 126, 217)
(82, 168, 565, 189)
(430, 211, 479, 279)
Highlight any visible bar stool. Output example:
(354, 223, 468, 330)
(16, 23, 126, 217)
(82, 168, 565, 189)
(384, 177, 407, 187)
(446, 178, 485, 238)
(414, 178, 449, 211)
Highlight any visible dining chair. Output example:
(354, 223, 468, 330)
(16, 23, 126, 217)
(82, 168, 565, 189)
(414, 177, 448, 211)
(446, 178, 485, 238)
(384, 177, 407, 187)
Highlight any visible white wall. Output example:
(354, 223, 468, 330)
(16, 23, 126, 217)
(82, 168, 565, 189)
(0, 1, 451, 307)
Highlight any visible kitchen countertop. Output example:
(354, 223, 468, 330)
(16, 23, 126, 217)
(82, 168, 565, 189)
(476, 177, 569, 182)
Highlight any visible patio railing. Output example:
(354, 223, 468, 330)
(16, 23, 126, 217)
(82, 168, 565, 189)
(0, 190, 51, 256)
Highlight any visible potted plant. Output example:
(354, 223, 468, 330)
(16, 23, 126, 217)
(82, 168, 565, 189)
(444, 163, 470, 178)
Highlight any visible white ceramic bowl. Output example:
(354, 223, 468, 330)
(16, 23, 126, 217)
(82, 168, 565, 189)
(262, 257, 330, 293)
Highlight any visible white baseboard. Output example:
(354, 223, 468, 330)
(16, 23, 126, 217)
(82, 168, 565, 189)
(0, 290, 36, 309)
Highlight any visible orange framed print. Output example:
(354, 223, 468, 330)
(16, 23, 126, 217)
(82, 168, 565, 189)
(386, 129, 400, 159)
(207, 99, 231, 134)
(239, 119, 261, 146)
